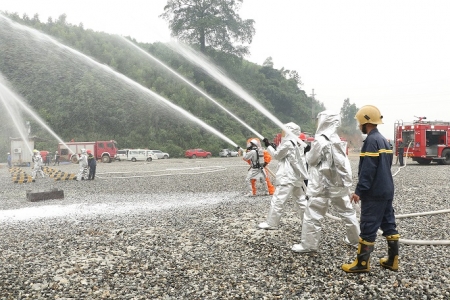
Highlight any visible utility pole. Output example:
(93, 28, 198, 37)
(310, 89, 316, 120)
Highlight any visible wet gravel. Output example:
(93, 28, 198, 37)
(0, 156, 449, 299)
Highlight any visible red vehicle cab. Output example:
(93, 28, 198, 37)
(185, 149, 212, 159)
(39, 150, 49, 161)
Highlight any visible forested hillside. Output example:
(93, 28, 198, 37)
(0, 12, 327, 157)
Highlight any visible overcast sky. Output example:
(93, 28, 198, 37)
(2, 0, 450, 138)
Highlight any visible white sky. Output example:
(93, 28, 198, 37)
(2, 0, 450, 138)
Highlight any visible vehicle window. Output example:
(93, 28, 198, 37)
(61, 149, 68, 155)
(98, 143, 104, 148)
(107, 143, 113, 148)
(402, 131, 414, 144)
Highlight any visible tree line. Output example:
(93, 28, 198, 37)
(0, 10, 359, 158)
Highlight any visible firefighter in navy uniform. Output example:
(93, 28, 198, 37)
(397, 138, 405, 166)
(342, 105, 400, 273)
(87, 150, 97, 180)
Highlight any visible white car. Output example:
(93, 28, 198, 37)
(219, 149, 239, 157)
(149, 150, 170, 159)
(116, 149, 130, 161)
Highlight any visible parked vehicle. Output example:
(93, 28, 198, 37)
(219, 149, 238, 157)
(395, 117, 450, 165)
(149, 150, 170, 159)
(39, 150, 49, 162)
(127, 149, 158, 162)
(185, 149, 212, 159)
(58, 140, 118, 163)
(116, 149, 130, 161)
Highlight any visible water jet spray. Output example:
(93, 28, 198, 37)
(0, 15, 238, 149)
(168, 42, 307, 148)
(120, 36, 263, 140)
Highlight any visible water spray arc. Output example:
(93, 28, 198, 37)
(0, 15, 237, 148)
(0, 76, 74, 155)
(0, 88, 33, 155)
(168, 42, 306, 147)
(121, 37, 263, 140)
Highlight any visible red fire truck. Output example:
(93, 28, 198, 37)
(58, 140, 118, 163)
(394, 117, 450, 165)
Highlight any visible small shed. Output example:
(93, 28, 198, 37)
(9, 136, 46, 166)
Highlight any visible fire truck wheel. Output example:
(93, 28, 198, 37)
(102, 155, 111, 163)
(416, 158, 431, 165)
(442, 149, 450, 165)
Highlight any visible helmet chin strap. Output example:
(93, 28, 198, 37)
(361, 123, 368, 134)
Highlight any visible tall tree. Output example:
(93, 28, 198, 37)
(160, 0, 255, 56)
(339, 98, 360, 147)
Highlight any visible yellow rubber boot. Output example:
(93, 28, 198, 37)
(380, 234, 400, 271)
(342, 237, 375, 273)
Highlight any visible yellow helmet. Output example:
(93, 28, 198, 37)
(33, 149, 38, 153)
(355, 105, 384, 125)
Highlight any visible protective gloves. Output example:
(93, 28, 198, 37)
(262, 138, 271, 147)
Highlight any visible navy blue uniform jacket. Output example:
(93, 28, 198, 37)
(355, 128, 394, 200)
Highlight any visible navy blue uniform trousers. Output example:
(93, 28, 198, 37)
(360, 197, 398, 242)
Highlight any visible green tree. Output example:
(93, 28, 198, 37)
(160, 0, 255, 56)
(339, 98, 360, 147)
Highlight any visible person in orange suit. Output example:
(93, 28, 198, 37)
(243, 138, 273, 196)
(262, 149, 276, 195)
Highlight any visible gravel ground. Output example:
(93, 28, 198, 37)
(0, 155, 449, 299)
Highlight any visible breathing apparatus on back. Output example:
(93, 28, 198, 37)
(247, 139, 262, 169)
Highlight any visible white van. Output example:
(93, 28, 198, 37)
(116, 149, 130, 161)
(127, 149, 158, 162)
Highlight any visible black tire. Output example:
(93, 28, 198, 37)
(416, 158, 432, 165)
(131, 157, 136, 162)
(206, 154, 211, 159)
(226, 154, 230, 157)
(163, 155, 169, 159)
(147, 157, 152, 162)
(191, 154, 196, 159)
(442, 149, 450, 165)
(102, 155, 111, 163)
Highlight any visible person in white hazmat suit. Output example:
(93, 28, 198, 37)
(259, 122, 309, 230)
(76, 149, 89, 181)
(242, 139, 269, 196)
(292, 110, 360, 252)
(31, 149, 45, 180)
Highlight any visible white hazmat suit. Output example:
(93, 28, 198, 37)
(31, 151, 45, 180)
(292, 110, 360, 252)
(76, 149, 89, 181)
(258, 122, 309, 230)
